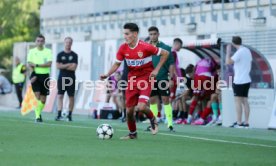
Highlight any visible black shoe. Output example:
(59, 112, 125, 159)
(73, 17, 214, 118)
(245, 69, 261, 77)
(66, 116, 72, 122)
(169, 126, 175, 132)
(230, 122, 243, 128)
(121, 117, 126, 123)
(55, 116, 62, 121)
(230, 122, 237, 128)
(35, 115, 43, 123)
(242, 123, 250, 128)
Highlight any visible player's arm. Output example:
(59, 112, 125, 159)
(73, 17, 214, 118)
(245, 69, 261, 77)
(151, 49, 169, 77)
(66, 63, 78, 71)
(37, 61, 52, 67)
(226, 44, 234, 65)
(56, 62, 70, 69)
(67, 54, 78, 71)
(100, 62, 121, 80)
(28, 62, 36, 69)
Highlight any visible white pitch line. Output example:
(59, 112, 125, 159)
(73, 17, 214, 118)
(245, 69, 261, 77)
(5, 119, 276, 148)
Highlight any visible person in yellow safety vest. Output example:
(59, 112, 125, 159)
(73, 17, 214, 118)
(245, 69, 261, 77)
(12, 56, 26, 108)
(27, 34, 52, 123)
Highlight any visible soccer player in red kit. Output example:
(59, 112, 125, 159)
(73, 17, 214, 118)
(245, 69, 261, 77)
(100, 23, 169, 139)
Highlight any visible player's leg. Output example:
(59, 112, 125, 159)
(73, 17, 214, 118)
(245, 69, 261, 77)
(121, 89, 127, 122)
(241, 83, 250, 127)
(105, 90, 111, 103)
(36, 74, 50, 122)
(120, 88, 139, 139)
(242, 97, 250, 127)
(210, 93, 219, 119)
(137, 102, 158, 135)
(193, 100, 212, 125)
(33, 91, 42, 121)
(233, 97, 243, 127)
(15, 83, 23, 108)
(120, 106, 137, 140)
(231, 84, 244, 128)
(36, 94, 46, 122)
(56, 78, 65, 120)
(149, 81, 159, 117)
(56, 94, 64, 120)
(30, 74, 41, 121)
(67, 96, 74, 121)
(66, 77, 76, 121)
(187, 95, 198, 124)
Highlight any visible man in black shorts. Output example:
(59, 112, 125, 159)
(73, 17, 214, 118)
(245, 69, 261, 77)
(226, 36, 252, 128)
(27, 34, 52, 122)
(147, 26, 176, 131)
(55, 37, 78, 121)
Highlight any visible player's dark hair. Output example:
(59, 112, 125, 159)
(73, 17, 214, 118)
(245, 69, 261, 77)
(123, 23, 139, 33)
(148, 26, 159, 33)
(37, 34, 45, 40)
(180, 68, 186, 77)
(173, 38, 183, 45)
(185, 64, 195, 74)
(216, 65, 221, 70)
(64, 36, 73, 42)
(232, 36, 242, 45)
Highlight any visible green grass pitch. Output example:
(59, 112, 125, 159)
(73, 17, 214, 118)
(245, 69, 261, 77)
(0, 111, 276, 166)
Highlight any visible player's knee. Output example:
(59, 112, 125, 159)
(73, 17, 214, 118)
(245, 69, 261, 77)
(211, 93, 218, 101)
(162, 97, 170, 105)
(137, 104, 147, 111)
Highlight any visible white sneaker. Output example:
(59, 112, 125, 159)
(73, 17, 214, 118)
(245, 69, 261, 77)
(187, 115, 193, 124)
(206, 118, 217, 126)
(216, 115, 222, 125)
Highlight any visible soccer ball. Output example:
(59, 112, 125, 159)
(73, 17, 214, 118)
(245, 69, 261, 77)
(61, 110, 68, 118)
(96, 124, 114, 140)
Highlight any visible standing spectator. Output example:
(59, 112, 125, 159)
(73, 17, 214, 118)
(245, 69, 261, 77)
(226, 36, 252, 128)
(12, 57, 26, 108)
(55, 37, 78, 121)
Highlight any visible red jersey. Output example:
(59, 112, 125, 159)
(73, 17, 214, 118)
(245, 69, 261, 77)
(116, 40, 161, 78)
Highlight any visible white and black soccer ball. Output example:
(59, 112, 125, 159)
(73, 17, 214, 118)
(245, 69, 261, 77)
(61, 110, 68, 118)
(96, 124, 114, 140)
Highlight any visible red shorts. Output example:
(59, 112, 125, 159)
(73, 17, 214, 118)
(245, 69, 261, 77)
(125, 76, 152, 108)
(193, 75, 214, 98)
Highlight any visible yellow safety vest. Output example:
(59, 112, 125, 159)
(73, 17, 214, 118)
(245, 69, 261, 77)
(12, 63, 25, 83)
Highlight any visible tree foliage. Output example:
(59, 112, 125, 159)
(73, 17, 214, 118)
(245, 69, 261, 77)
(0, 0, 42, 69)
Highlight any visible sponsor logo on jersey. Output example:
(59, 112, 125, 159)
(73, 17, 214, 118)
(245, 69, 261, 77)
(126, 59, 145, 66)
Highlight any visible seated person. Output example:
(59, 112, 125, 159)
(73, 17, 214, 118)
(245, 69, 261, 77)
(175, 64, 195, 124)
(0, 72, 12, 94)
(187, 58, 218, 124)
(192, 65, 222, 126)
